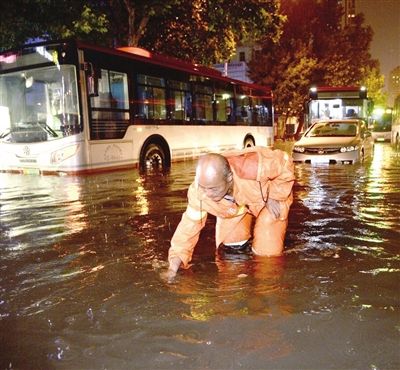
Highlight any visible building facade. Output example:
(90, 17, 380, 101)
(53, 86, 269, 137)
(388, 66, 400, 106)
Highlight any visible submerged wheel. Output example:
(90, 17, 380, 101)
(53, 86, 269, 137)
(141, 143, 166, 170)
(243, 137, 255, 148)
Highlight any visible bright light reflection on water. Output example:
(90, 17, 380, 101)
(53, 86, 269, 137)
(0, 144, 399, 369)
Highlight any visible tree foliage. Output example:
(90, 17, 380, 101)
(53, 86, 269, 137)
(59, 5, 109, 43)
(362, 67, 387, 110)
(99, 0, 181, 47)
(0, 0, 284, 65)
(144, 0, 283, 64)
(102, 0, 284, 64)
(0, 1, 109, 49)
(248, 0, 383, 134)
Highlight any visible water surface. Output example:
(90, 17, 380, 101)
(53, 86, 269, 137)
(0, 143, 399, 369)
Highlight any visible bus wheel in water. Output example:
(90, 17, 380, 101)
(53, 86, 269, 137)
(141, 143, 167, 170)
(243, 137, 255, 148)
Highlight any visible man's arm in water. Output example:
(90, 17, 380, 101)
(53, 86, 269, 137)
(164, 256, 183, 281)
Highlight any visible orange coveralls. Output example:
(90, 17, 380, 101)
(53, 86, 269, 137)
(168, 146, 295, 268)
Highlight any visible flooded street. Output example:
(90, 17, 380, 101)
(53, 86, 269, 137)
(0, 143, 399, 370)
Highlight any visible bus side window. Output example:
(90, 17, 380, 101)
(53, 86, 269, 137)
(137, 74, 166, 120)
(184, 92, 192, 121)
(137, 85, 151, 119)
(109, 71, 129, 111)
(170, 90, 184, 120)
(90, 69, 130, 139)
(214, 89, 234, 123)
(191, 83, 213, 123)
(168, 80, 191, 122)
(194, 93, 213, 122)
(252, 98, 268, 126)
(236, 95, 251, 124)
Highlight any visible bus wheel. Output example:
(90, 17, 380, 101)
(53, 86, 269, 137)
(141, 143, 166, 170)
(243, 137, 255, 148)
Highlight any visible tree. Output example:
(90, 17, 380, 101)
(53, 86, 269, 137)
(99, 0, 181, 47)
(140, 0, 284, 64)
(318, 13, 377, 86)
(0, 1, 108, 50)
(57, 5, 109, 43)
(249, 0, 381, 137)
(250, 40, 317, 138)
(94, 0, 284, 64)
(362, 66, 387, 111)
(1, 0, 283, 66)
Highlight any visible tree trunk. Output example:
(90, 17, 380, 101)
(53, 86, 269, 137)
(295, 113, 305, 139)
(124, 0, 136, 46)
(123, 0, 149, 46)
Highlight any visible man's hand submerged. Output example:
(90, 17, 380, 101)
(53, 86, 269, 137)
(160, 256, 182, 283)
(160, 268, 178, 283)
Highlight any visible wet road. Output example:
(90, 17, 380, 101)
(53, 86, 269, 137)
(0, 143, 399, 370)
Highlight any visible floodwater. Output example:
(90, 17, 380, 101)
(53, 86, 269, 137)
(0, 143, 399, 370)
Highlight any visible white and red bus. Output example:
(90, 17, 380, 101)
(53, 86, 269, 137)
(0, 39, 274, 175)
(305, 86, 370, 129)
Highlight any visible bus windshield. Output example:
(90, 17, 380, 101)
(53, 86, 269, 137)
(0, 65, 81, 143)
(309, 98, 366, 122)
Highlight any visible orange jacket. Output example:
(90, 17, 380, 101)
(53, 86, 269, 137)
(169, 146, 295, 268)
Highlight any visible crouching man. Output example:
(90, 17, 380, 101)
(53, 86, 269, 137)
(166, 146, 295, 280)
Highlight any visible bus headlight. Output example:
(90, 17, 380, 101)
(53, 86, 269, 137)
(51, 144, 79, 164)
(293, 146, 305, 153)
(340, 145, 358, 153)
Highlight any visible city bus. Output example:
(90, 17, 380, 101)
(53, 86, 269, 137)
(0, 39, 274, 175)
(391, 95, 400, 149)
(305, 86, 370, 129)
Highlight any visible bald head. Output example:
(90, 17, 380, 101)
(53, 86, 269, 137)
(195, 153, 233, 201)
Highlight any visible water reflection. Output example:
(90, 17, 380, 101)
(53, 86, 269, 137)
(167, 257, 290, 321)
(289, 144, 400, 259)
(134, 176, 150, 215)
(0, 144, 399, 369)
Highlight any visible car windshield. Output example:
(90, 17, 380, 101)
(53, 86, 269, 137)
(306, 122, 358, 137)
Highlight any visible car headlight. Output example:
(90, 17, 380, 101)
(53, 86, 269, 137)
(340, 145, 358, 153)
(293, 146, 305, 153)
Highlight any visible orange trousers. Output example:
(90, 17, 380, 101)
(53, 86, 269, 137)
(215, 207, 287, 256)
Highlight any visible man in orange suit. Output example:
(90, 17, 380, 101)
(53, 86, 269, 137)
(166, 146, 295, 280)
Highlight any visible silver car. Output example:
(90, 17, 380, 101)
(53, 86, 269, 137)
(293, 119, 374, 164)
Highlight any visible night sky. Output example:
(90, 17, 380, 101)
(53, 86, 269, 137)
(356, 0, 400, 92)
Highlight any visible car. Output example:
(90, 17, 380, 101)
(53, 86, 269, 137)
(292, 119, 374, 164)
(370, 120, 392, 142)
(371, 130, 391, 142)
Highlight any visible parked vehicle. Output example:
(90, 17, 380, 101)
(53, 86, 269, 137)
(371, 108, 392, 142)
(0, 39, 274, 175)
(292, 119, 374, 164)
(371, 128, 391, 142)
(305, 86, 370, 131)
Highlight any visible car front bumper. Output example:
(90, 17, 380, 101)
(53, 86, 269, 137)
(372, 132, 391, 142)
(292, 150, 360, 164)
